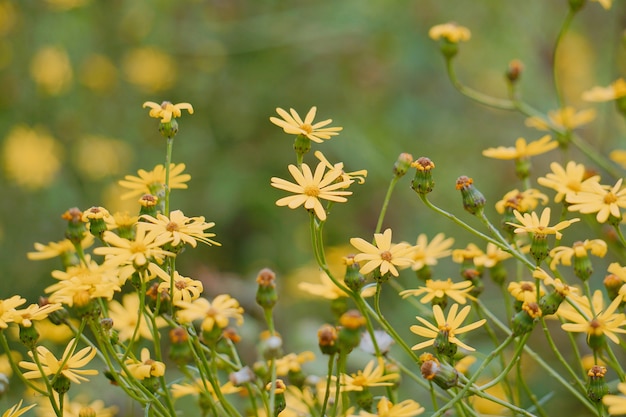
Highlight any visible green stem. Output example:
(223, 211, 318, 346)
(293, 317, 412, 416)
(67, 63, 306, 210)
(164, 137, 174, 216)
(375, 176, 400, 234)
(539, 318, 585, 392)
(320, 353, 336, 417)
(552, 9, 577, 109)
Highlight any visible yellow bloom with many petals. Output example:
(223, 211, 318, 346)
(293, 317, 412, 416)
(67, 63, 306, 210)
(508, 281, 544, 303)
(506, 207, 579, 239)
(603, 382, 626, 415)
(410, 233, 454, 271)
(524, 107, 596, 131)
(549, 239, 607, 269)
(27, 236, 93, 261)
(142, 101, 193, 123)
(0, 296, 27, 329)
(495, 189, 548, 214)
(124, 348, 165, 380)
(537, 161, 601, 203)
(157, 271, 203, 304)
(582, 78, 626, 102)
(141, 209, 220, 248)
(482, 135, 557, 160)
(176, 294, 244, 332)
(559, 291, 626, 344)
(271, 162, 353, 221)
(2, 400, 36, 417)
(350, 228, 414, 277)
(314, 151, 367, 185)
(473, 243, 512, 268)
(428, 22, 471, 43)
(19, 339, 97, 384)
(567, 178, 626, 223)
(270, 107, 342, 143)
(400, 279, 473, 305)
(107, 293, 166, 342)
(340, 358, 399, 392)
(11, 303, 63, 328)
(118, 163, 191, 200)
(410, 303, 486, 352)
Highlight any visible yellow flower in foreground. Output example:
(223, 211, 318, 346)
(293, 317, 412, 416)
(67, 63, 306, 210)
(270, 106, 343, 143)
(340, 358, 399, 392)
(118, 163, 191, 200)
(603, 382, 626, 415)
(0, 296, 27, 329)
(410, 233, 454, 271)
(35, 394, 118, 417)
(400, 279, 473, 305)
(2, 400, 36, 417)
(141, 209, 220, 248)
(559, 291, 626, 344)
(19, 339, 97, 383)
(142, 101, 193, 123)
(506, 207, 579, 239)
(537, 161, 601, 203)
(350, 228, 414, 277)
(11, 303, 63, 328)
(157, 271, 203, 304)
(125, 348, 165, 380)
(610, 149, 626, 169)
(495, 188, 548, 214)
(410, 304, 486, 351)
(567, 178, 626, 223)
(482, 135, 557, 160)
(271, 162, 353, 221)
(428, 22, 471, 43)
(549, 239, 607, 269)
(525, 107, 596, 131)
(176, 294, 244, 332)
(350, 397, 425, 417)
(582, 78, 626, 102)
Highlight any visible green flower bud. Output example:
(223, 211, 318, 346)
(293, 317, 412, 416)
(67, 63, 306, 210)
(573, 251, 593, 281)
(19, 325, 39, 349)
(356, 388, 374, 412)
(411, 157, 436, 195)
(539, 290, 565, 316)
(52, 374, 71, 395)
(604, 274, 622, 301)
(456, 176, 486, 215)
(511, 302, 541, 336)
(586, 365, 608, 402)
(434, 329, 457, 359)
(420, 354, 459, 390)
(293, 134, 311, 158)
(505, 59, 523, 83)
(393, 153, 413, 178)
(158, 118, 179, 138)
(138, 194, 159, 218)
(256, 268, 278, 310)
(62, 208, 87, 245)
(338, 310, 366, 353)
(530, 234, 549, 265)
(344, 256, 365, 293)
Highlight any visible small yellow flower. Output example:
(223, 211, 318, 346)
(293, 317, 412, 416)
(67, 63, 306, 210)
(350, 228, 415, 277)
(582, 78, 626, 102)
(2, 400, 36, 417)
(275, 351, 315, 376)
(142, 101, 193, 123)
(298, 272, 348, 300)
(157, 271, 203, 304)
(506, 207, 580, 239)
(549, 239, 607, 269)
(508, 281, 544, 303)
(591, 0, 612, 9)
(566, 178, 626, 223)
(410, 233, 454, 271)
(603, 382, 626, 415)
(314, 151, 367, 185)
(400, 279, 473, 305)
(125, 348, 165, 380)
(0, 296, 27, 329)
(473, 243, 512, 268)
(410, 303, 486, 351)
(482, 135, 557, 160)
(141, 209, 220, 248)
(524, 107, 596, 131)
(451, 243, 484, 264)
(271, 162, 353, 221)
(495, 188, 548, 214)
(176, 294, 244, 332)
(270, 106, 343, 143)
(123, 47, 177, 92)
(428, 22, 471, 43)
(171, 378, 241, 399)
(19, 339, 98, 384)
(11, 303, 63, 328)
(537, 161, 601, 203)
(107, 293, 166, 341)
(118, 163, 191, 200)
(559, 291, 626, 344)
(340, 358, 399, 392)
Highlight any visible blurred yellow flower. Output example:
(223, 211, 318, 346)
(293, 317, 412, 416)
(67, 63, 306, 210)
(72, 135, 131, 180)
(410, 233, 454, 271)
(35, 394, 117, 417)
(610, 149, 626, 169)
(566, 178, 626, 223)
(2, 125, 63, 190)
(118, 163, 191, 200)
(27, 235, 94, 261)
(298, 272, 349, 300)
(482, 135, 557, 160)
(30, 45, 73, 95)
(2, 400, 36, 417)
(79, 54, 118, 93)
(340, 358, 399, 392)
(537, 161, 600, 203)
(525, 107, 596, 131)
(123, 47, 176, 92)
(603, 382, 626, 415)
(400, 278, 473, 305)
(591, 0, 612, 9)
(171, 378, 241, 400)
(349, 397, 424, 417)
(143, 101, 194, 123)
(495, 188, 548, 214)
(107, 293, 166, 341)
(270, 107, 343, 143)
(582, 78, 626, 102)
(428, 22, 471, 43)
(275, 351, 315, 376)
(0, 1, 17, 37)
(124, 348, 165, 380)
(0, 296, 26, 329)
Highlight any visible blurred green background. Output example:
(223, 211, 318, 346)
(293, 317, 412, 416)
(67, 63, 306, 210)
(0, 0, 625, 415)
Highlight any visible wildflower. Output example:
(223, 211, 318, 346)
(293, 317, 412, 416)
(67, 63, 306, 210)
(350, 228, 415, 277)
(107, 293, 166, 341)
(141, 209, 220, 249)
(400, 279, 473, 305)
(11, 303, 63, 328)
(428, 22, 471, 43)
(29, 46, 73, 95)
(482, 135, 558, 160)
(118, 163, 191, 200)
(549, 239, 607, 270)
(171, 378, 241, 399)
(34, 394, 118, 417)
(537, 161, 601, 203)
(587, 365, 609, 402)
(271, 162, 353, 221)
(298, 272, 348, 300)
(495, 189, 548, 214)
(411, 156, 436, 194)
(94, 223, 175, 283)
(603, 382, 626, 415)
(124, 348, 165, 380)
(610, 149, 626, 169)
(351, 396, 424, 417)
(19, 339, 97, 384)
(275, 351, 315, 376)
(0, 296, 27, 329)
(157, 271, 203, 304)
(176, 294, 244, 333)
(394, 153, 414, 178)
(314, 151, 367, 185)
(524, 107, 596, 131)
(270, 106, 342, 143)
(410, 233, 454, 271)
(567, 178, 626, 223)
(142, 101, 193, 123)
(340, 358, 399, 392)
(27, 236, 94, 262)
(2, 400, 36, 417)
(582, 78, 626, 102)
(318, 324, 339, 355)
(410, 303, 486, 352)
(508, 281, 544, 304)
(455, 176, 486, 214)
(506, 207, 579, 240)
(419, 353, 459, 389)
(473, 243, 512, 268)
(452, 243, 484, 264)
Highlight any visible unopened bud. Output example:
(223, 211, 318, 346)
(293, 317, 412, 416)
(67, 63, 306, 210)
(456, 176, 486, 215)
(256, 268, 278, 310)
(411, 157, 436, 195)
(586, 365, 608, 402)
(506, 59, 524, 83)
(393, 153, 413, 178)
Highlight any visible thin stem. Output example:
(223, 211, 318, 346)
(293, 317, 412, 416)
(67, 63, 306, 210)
(164, 137, 174, 216)
(539, 318, 585, 392)
(320, 353, 336, 417)
(375, 176, 400, 234)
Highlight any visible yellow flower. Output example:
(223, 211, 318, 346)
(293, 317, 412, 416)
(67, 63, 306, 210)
(582, 78, 626, 102)
(314, 151, 367, 185)
(567, 178, 626, 223)
(122, 47, 176, 92)
(451, 243, 484, 264)
(157, 271, 203, 304)
(142, 101, 194, 123)
(35, 394, 118, 417)
(0, 296, 27, 329)
(495, 188, 548, 214)
(559, 291, 626, 344)
(275, 351, 315, 376)
(506, 207, 580, 239)
(271, 162, 353, 221)
(118, 163, 191, 200)
(171, 378, 241, 399)
(537, 161, 601, 203)
(175, 294, 244, 332)
(610, 149, 626, 169)
(19, 339, 98, 383)
(2, 125, 63, 190)
(11, 303, 63, 328)
(107, 293, 166, 342)
(79, 54, 118, 94)
(27, 235, 94, 261)
(29, 45, 73, 95)
(549, 239, 607, 269)
(508, 281, 544, 303)
(298, 272, 349, 300)
(350, 228, 415, 277)
(141, 209, 220, 248)
(350, 397, 425, 417)
(524, 107, 596, 131)
(340, 358, 399, 392)
(2, 400, 36, 417)
(603, 382, 626, 415)
(124, 348, 165, 380)
(270, 106, 343, 143)
(400, 279, 473, 305)
(410, 303, 486, 351)
(410, 233, 454, 271)
(482, 135, 557, 160)
(473, 243, 512, 268)
(428, 22, 471, 43)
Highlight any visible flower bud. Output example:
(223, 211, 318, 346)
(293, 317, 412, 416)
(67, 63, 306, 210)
(586, 365, 608, 402)
(62, 208, 87, 245)
(158, 118, 179, 138)
(266, 379, 287, 417)
(318, 324, 339, 355)
(393, 153, 413, 178)
(294, 134, 311, 159)
(573, 244, 593, 281)
(169, 327, 192, 364)
(261, 335, 283, 360)
(603, 274, 622, 301)
(138, 194, 159, 218)
(338, 310, 366, 353)
(539, 290, 565, 316)
(530, 234, 549, 265)
(343, 255, 365, 293)
(434, 329, 457, 359)
(511, 302, 541, 336)
(456, 176, 486, 215)
(83, 206, 110, 240)
(256, 268, 278, 310)
(411, 157, 436, 195)
(18, 324, 39, 349)
(420, 354, 459, 390)
(505, 59, 523, 83)
(52, 374, 71, 395)
(356, 388, 374, 412)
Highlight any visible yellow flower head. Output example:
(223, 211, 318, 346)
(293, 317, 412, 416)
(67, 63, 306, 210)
(559, 291, 626, 344)
(11, 303, 63, 328)
(603, 382, 626, 415)
(340, 358, 399, 392)
(400, 279, 473, 305)
(537, 161, 601, 203)
(125, 348, 165, 380)
(270, 106, 343, 143)
(2, 400, 36, 417)
(482, 135, 557, 160)
(0, 296, 27, 329)
(141, 209, 220, 248)
(123, 47, 176, 92)
(142, 101, 193, 123)
(314, 151, 367, 185)
(549, 239, 607, 269)
(506, 207, 580, 239)
(157, 271, 203, 304)
(107, 293, 166, 342)
(275, 351, 315, 376)
(582, 78, 626, 102)
(610, 149, 626, 169)
(30, 45, 73, 95)
(428, 22, 471, 43)
(118, 163, 191, 200)
(410, 233, 454, 271)
(524, 107, 596, 132)
(350, 228, 415, 277)
(566, 178, 626, 223)
(176, 294, 244, 332)
(495, 188, 548, 214)
(507, 281, 544, 303)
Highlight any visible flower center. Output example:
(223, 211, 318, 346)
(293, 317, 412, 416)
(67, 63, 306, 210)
(304, 185, 320, 197)
(130, 242, 147, 254)
(604, 192, 617, 204)
(520, 282, 534, 292)
(588, 319, 603, 336)
(175, 280, 187, 290)
(352, 373, 367, 386)
(566, 180, 581, 192)
(166, 221, 180, 232)
(380, 251, 393, 262)
(300, 123, 313, 134)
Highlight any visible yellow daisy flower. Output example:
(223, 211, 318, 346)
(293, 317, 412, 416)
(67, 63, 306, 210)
(11, 303, 63, 328)
(118, 163, 191, 200)
(508, 281, 544, 303)
(400, 279, 473, 305)
(559, 291, 626, 344)
(482, 135, 557, 160)
(157, 271, 203, 304)
(19, 339, 98, 384)
(171, 378, 241, 400)
(27, 235, 94, 261)
(610, 149, 626, 169)
(428, 22, 471, 43)
(271, 162, 353, 221)
(0, 296, 27, 329)
(107, 293, 166, 342)
(124, 348, 165, 380)
(340, 358, 399, 392)
(275, 351, 315, 376)
(495, 188, 548, 214)
(473, 243, 512, 268)
(141, 209, 220, 248)
(549, 239, 607, 269)
(2, 400, 36, 417)
(524, 107, 596, 131)
(142, 101, 193, 123)
(582, 78, 626, 102)
(269, 106, 343, 143)
(537, 161, 601, 203)
(566, 178, 626, 223)
(506, 207, 580, 239)
(314, 150, 367, 185)
(410, 233, 454, 271)
(175, 294, 244, 332)
(350, 228, 415, 277)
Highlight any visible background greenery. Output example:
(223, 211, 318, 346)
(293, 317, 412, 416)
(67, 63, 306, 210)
(0, 0, 625, 415)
